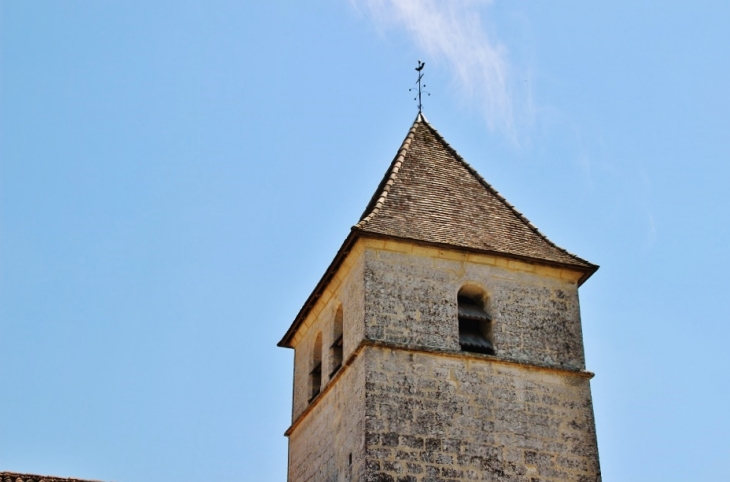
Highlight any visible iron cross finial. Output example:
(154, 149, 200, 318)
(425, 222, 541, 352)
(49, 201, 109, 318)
(409, 60, 430, 113)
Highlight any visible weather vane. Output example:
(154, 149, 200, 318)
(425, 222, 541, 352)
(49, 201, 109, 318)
(409, 60, 430, 113)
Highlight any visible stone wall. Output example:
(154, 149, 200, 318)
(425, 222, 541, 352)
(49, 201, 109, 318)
(362, 240, 586, 370)
(289, 237, 587, 419)
(285, 237, 599, 482)
(363, 346, 601, 482)
(288, 358, 367, 482)
(292, 245, 365, 420)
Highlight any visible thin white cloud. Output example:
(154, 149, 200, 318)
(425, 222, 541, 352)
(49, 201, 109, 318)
(354, 0, 515, 134)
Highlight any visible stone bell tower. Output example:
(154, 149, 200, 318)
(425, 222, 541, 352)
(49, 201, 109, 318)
(278, 114, 601, 481)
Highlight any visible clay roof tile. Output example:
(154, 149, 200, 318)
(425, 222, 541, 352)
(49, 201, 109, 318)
(355, 114, 595, 269)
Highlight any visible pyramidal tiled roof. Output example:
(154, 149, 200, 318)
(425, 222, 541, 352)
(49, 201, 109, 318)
(354, 113, 595, 269)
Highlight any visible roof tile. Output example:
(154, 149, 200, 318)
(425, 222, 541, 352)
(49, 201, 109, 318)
(356, 114, 595, 269)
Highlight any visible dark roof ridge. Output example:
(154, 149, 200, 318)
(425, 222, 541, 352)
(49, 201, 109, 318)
(415, 115, 596, 269)
(357, 112, 424, 227)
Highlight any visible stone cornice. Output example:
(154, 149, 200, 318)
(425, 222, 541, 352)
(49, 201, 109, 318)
(284, 338, 594, 437)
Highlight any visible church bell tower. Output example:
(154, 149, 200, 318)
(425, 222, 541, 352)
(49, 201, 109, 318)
(278, 114, 601, 481)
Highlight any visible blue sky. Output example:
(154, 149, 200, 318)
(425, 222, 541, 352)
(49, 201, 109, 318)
(2, 1, 729, 481)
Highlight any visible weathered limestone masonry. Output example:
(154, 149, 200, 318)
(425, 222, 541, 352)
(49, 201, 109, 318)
(288, 352, 366, 481)
(290, 242, 365, 419)
(363, 347, 598, 482)
(286, 242, 368, 481)
(362, 240, 586, 370)
(360, 240, 599, 481)
(279, 114, 601, 481)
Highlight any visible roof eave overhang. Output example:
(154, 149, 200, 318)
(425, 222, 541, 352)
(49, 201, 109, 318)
(277, 229, 598, 349)
(359, 230, 599, 286)
(277, 229, 360, 348)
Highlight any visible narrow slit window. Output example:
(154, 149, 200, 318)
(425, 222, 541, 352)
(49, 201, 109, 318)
(330, 305, 344, 378)
(309, 362, 322, 402)
(309, 333, 323, 403)
(458, 296, 494, 355)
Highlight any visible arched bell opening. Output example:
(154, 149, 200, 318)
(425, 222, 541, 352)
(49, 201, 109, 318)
(457, 285, 494, 356)
(329, 304, 344, 378)
(309, 332, 323, 403)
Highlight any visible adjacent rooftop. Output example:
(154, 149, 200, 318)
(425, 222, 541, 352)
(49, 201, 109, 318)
(0, 473, 101, 482)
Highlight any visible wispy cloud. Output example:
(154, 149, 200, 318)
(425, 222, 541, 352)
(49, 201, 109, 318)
(354, 0, 517, 135)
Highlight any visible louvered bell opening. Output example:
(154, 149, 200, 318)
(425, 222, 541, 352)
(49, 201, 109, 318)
(330, 335, 343, 378)
(309, 362, 322, 402)
(458, 297, 494, 355)
(457, 297, 491, 322)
